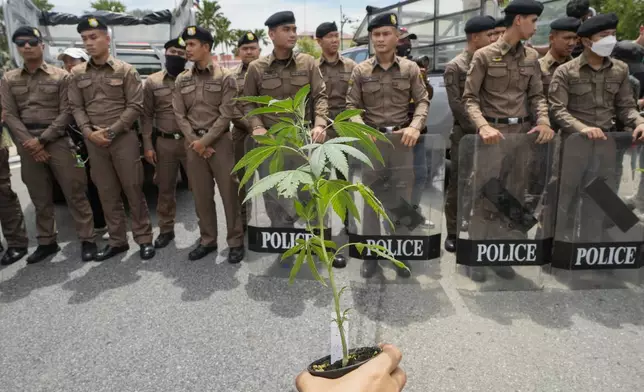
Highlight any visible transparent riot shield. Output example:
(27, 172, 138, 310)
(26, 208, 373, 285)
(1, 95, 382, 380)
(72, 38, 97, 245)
(345, 133, 445, 284)
(455, 133, 560, 291)
(243, 138, 331, 280)
(551, 132, 644, 289)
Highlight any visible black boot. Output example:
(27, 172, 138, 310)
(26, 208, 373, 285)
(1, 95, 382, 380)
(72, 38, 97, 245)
(154, 232, 175, 249)
(189, 244, 218, 261)
(361, 260, 378, 278)
(444, 234, 457, 253)
(140, 243, 155, 260)
(95, 244, 130, 262)
(81, 242, 97, 262)
(228, 246, 245, 264)
(332, 254, 347, 269)
(27, 243, 60, 264)
(1, 247, 28, 266)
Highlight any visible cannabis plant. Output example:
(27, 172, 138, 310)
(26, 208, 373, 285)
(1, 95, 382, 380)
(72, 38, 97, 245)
(233, 85, 406, 367)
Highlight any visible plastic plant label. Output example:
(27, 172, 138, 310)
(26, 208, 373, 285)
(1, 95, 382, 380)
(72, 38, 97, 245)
(330, 318, 348, 365)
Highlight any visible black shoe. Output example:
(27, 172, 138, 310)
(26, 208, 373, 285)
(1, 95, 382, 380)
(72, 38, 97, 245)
(361, 260, 378, 278)
(27, 243, 60, 264)
(189, 244, 218, 261)
(1, 247, 27, 266)
(332, 254, 347, 269)
(493, 266, 516, 280)
(444, 234, 457, 253)
(154, 232, 175, 249)
(81, 242, 97, 262)
(95, 244, 130, 262)
(396, 261, 412, 278)
(228, 246, 245, 264)
(140, 243, 155, 260)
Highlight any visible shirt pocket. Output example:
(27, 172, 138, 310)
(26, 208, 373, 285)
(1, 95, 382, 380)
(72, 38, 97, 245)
(38, 82, 59, 108)
(569, 82, 594, 109)
(76, 78, 94, 101)
(392, 78, 411, 105)
(518, 65, 535, 90)
(203, 81, 223, 105)
(179, 83, 197, 107)
(362, 80, 382, 108)
(101, 77, 124, 99)
(604, 79, 621, 104)
(261, 77, 283, 96)
(484, 65, 509, 92)
(290, 75, 309, 96)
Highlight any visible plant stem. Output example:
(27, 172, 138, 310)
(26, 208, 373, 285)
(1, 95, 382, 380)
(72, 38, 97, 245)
(316, 198, 349, 367)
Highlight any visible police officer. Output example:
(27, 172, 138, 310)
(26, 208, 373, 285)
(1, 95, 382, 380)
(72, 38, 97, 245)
(68, 16, 155, 261)
(463, 0, 554, 282)
(443, 15, 497, 253)
(315, 21, 357, 269)
(173, 26, 245, 263)
(142, 37, 188, 250)
(1, 26, 98, 263)
(539, 17, 580, 102)
(346, 13, 430, 278)
(242, 11, 329, 228)
(0, 97, 28, 265)
(231, 31, 261, 229)
(490, 17, 506, 44)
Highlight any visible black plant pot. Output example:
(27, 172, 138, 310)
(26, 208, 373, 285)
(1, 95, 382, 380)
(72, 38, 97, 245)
(307, 346, 382, 379)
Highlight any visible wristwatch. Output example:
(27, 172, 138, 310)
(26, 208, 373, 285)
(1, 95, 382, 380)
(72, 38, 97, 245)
(106, 128, 116, 140)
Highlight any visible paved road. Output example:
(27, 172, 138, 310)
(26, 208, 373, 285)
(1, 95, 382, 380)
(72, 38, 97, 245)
(1, 166, 643, 392)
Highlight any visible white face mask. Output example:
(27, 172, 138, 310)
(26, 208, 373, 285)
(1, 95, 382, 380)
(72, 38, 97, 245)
(590, 35, 617, 57)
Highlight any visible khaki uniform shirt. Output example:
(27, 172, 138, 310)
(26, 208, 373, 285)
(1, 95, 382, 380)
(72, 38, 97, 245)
(538, 51, 572, 102)
(232, 63, 251, 130)
(173, 61, 237, 146)
(443, 50, 475, 133)
(316, 55, 357, 119)
(141, 70, 179, 151)
(549, 53, 644, 134)
(463, 38, 550, 130)
(242, 51, 328, 130)
(68, 56, 143, 138)
(0, 62, 71, 145)
(346, 56, 429, 130)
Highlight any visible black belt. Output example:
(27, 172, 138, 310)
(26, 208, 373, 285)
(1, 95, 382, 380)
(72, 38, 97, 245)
(484, 116, 531, 125)
(158, 131, 183, 140)
(194, 129, 229, 137)
(367, 123, 410, 134)
(25, 123, 49, 130)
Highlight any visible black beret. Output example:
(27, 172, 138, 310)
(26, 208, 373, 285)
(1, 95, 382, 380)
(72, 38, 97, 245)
(398, 27, 417, 40)
(265, 11, 296, 28)
(550, 17, 582, 32)
(238, 31, 259, 47)
(368, 13, 399, 32)
(495, 17, 507, 28)
(464, 15, 496, 34)
(612, 40, 644, 63)
(12, 26, 42, 43)
(503, 0, 544, 16)
(164, 37, 186, 50)
(181, 26, 214, 44)
(77, 16, 108, 34)
(577, 13, 618, 38)
(315, 22, 338, 39)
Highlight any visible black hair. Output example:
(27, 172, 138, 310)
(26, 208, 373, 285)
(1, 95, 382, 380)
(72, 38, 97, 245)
(566, 0, 590, 19)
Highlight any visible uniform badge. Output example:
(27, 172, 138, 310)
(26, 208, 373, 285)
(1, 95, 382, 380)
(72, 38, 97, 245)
(187, 27, 196, 36)
(391, 15, 397, 25)
(33, 29, 40, 37)
(492, 56, 502, 62)
(247, 32, 254, 40)
(88, 18, 98, 28)
(178, 37, 186, 47)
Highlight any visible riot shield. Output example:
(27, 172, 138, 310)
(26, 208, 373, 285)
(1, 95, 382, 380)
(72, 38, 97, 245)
(551, 132, 644, 289)
(345, 133, 445, 283)
(243, 138, 331, 280)
(456, 133, 560, 290)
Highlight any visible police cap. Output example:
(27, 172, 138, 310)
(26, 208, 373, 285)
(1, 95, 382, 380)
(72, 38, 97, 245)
(315, 22, 338, 39)
(495, 17, 507, 28)
(164, 37, 186, 50)
(77, 16, 108, 34)
(368, 13, 398, 32)
(576, 13, 618, 37)
(12, 26, 42, 43)
(550, 17, 582, 33)
(238, 31, 259, 47)
(398, 27, 417, 40)
(181, 26, 214, 44)
(612, 40, 644, 63)
(464, 15, 497, 34)
(503, 0, 544, 17)
(265, 11, 296, 28)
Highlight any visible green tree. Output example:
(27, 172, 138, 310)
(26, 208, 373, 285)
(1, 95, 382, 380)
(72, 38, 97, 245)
(296, 37, 321, 58)
(214, 16, 235, 54)
(32, 0, 55, 12)
(591, 0, 644, 40)
(91, 0, 127, 12)
(196, 0, 222, 32)
(252, 28, 269, 46)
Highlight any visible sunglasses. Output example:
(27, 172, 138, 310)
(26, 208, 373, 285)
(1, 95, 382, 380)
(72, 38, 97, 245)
(15, 38, 41, 47)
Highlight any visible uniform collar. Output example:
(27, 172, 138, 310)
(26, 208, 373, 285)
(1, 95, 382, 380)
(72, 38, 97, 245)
(162, 70, 177, 80)
(370, 54, 400, 69)
(498, 37, 524, 57)
(22, 61, 52, 75)
(319, 53, 345, 65)
(463, 49, 474, 62)
(268, 50, 296, 66)
(579, 51, 613, 70)
(89, 55, 117, 70)
(543, 51, 572, 68)
(192, 60, 215, 74)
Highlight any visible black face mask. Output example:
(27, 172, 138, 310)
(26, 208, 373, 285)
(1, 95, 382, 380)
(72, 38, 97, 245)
(396, 43, 412, 58)
(165, 55, 187, 76)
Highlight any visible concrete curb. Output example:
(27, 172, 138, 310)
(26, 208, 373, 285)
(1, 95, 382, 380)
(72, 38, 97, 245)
(9, 155, 20, 164)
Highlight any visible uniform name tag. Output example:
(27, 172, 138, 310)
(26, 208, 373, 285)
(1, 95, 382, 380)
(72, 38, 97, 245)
(262, 73, 279, 79)
(361, 76, 378, 82)
(488, 62, 507, 68)
(290, 71, 308, 76)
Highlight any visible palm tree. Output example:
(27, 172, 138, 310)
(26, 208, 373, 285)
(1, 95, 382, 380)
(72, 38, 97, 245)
(196, 0, 222, 34)
(214, 17, 235, 54)
(90, 0, 127, 12)
(252, 28, 269, 46)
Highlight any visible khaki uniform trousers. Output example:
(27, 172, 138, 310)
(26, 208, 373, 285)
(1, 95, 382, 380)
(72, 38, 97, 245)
(155, 136, 187, 234)
(232, 126, 249, 225)
(0, 147, 28, 247)
(186, 133, 244, 248)
(86, 130, 152, 247)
